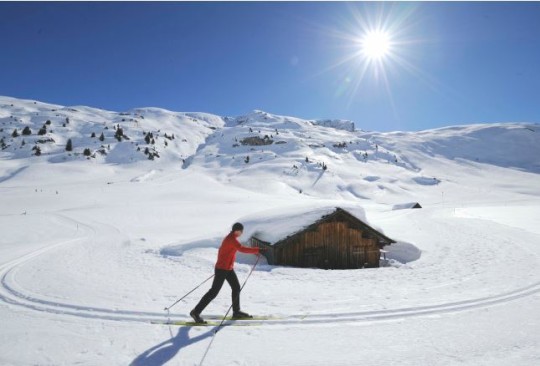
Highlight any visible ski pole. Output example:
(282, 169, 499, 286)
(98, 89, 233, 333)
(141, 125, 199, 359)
(214, 254, 261, 334)
(164, 274, 215, 312)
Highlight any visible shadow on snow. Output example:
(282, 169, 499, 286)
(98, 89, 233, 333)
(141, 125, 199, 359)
(130, 326, 216, 366)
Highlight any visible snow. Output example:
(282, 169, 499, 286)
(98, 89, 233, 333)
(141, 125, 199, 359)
(239, 204, 369, 244)
(312, 119, 355, 132)
(1, 95, 540, 365)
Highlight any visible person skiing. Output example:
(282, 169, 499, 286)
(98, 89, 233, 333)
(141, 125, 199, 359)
(190, 222, 263, 324)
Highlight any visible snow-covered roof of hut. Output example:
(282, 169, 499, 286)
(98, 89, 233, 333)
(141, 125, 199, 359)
(392, 202, 422, 210)
(240, 204, 377, 245)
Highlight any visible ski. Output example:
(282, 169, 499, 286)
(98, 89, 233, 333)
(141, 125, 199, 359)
(204, 315, 280, 321)
(152, 320, 258, 327)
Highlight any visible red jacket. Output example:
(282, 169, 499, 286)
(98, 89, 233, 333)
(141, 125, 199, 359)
(215, 232, 260, 270)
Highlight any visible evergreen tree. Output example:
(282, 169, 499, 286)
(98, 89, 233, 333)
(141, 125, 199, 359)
(12, 129, 19, 137)
(22, 126, 32, 135)
(91, 132, 96, 138)
(99, 132, 105, 142)
(83, 148, 92, 157)
(66, 139, 73, 151)
(38, 127, 47, 135)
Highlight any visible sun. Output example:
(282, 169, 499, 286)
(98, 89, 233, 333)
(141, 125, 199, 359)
(361, 30, 391, 61)
(314, 3, 425, 109)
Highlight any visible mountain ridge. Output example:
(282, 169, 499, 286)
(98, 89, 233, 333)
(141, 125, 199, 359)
(1, 95, 539, 202)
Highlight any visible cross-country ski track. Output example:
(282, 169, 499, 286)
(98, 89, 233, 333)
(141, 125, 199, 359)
(2, 211, 540, 328)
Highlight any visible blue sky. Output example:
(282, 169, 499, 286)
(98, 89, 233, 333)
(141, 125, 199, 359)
(1, 2, 539, 131)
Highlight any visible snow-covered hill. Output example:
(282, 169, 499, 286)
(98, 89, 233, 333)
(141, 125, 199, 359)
(2, 95, 539, 203)
(0, 96, 224, 164)
(1, 95, 540, 366)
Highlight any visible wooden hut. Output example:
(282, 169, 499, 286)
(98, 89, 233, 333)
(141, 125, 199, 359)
(248, 207, 395, 269)
(392, 202, 422, 210)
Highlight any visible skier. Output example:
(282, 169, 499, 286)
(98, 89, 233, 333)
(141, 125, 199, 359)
(190, 222, 264, 323)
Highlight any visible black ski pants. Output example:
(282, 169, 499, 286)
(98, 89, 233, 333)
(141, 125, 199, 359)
(193, 269, 241, 314)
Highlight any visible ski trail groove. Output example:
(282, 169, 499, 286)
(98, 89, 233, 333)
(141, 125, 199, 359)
(2, 214, 540, 327)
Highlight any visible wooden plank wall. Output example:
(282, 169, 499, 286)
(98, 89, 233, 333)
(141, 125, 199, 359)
(275, 221, 381, 269)
(349, 228, 364, 269)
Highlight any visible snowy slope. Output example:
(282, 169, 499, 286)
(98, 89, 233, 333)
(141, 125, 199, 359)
(0, 96, 224, 165)
(2, 96, 539, 203)
(1, 96, 540, 366)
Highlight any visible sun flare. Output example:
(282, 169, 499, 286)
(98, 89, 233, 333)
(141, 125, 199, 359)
(317, 3, 424, 108)
(361, 31, 391, 60)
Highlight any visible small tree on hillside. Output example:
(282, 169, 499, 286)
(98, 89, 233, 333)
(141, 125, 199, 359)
(115, 127, 124, 142)
(66, 139, 73, 152)
(99, 132, 105, 142)
(12, 129, 19, 137)
(38, 126, 47, 136)
(22, 126, 32, 136)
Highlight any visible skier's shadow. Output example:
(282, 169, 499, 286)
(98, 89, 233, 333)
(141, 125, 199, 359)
(130, 326, 217, 366)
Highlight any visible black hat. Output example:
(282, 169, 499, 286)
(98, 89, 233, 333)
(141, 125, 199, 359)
(232, 222, 244, 232)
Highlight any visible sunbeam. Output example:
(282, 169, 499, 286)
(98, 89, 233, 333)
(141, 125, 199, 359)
(308, 2, 433, 117)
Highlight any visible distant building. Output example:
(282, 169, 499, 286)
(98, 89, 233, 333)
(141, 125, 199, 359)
(392, 202, 422, 210)
(248, 207, 395, 269)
